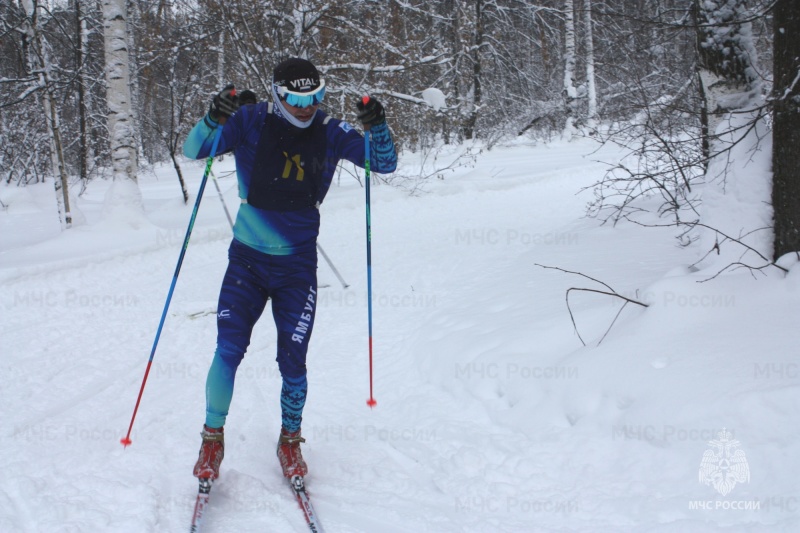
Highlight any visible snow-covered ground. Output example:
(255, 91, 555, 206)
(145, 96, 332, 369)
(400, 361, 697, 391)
(1, 135, 798, 532)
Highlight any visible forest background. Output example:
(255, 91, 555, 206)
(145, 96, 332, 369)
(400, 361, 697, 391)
(1, 1, 798, 260)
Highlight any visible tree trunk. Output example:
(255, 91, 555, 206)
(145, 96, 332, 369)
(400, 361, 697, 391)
(103, 0, 138, 183)
(584, 0, 597, 126)
(127, 0, 144, 161)
(44, 87, 73, 228)
(695, 0, 760, 137)
(75, 0, 90, 191)
(463, 0, 483, 140)
(217, 27, 225, 87)
(446, 0, 461, 144)
(102, 0, 144, 221)
(563, 0, 577, 137)
(772, 0, 800, 259)
(169, 66, 190, 204)
(171, 151, 189, 205)
(25, 1, 73, 228)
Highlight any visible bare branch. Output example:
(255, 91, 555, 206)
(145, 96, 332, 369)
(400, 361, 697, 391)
(536, 264, 648, 346)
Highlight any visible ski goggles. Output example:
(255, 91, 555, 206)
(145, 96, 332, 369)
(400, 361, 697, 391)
(275, 80, 326, 108)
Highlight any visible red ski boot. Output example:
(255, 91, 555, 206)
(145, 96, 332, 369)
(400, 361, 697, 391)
(276, 427, 307, 478)
(193, 425, 224, 480)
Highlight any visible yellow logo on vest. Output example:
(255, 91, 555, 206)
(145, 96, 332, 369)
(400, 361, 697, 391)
(282, 152, 304, 181)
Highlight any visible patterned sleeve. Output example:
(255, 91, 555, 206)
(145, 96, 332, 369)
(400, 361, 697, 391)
(369, 122, 398, 174)
(331, 119, 398, 174)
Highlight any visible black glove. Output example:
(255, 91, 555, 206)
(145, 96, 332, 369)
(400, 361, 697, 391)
(356, 96, 386, 127)
(238, 89, 257, 106)
(209, 84, 239, 122)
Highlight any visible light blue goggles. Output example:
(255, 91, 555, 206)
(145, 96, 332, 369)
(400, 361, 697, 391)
(275, 80, 326, 108)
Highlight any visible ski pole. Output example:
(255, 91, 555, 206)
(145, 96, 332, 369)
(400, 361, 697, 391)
(212, 171, 349, 290)
(121, 125, 225, 447)
(210, 169, 234, 229)
(317, 243, 349, 289)
(363, 96, 377, 409)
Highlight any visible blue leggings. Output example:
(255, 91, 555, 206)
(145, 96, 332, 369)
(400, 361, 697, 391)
(205, 239, 317, 432)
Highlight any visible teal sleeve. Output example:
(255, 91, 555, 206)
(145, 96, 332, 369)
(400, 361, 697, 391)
(183, 115, 222, 159)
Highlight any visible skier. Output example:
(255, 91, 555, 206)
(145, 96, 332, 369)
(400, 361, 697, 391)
(238, 89, 257, 107)
(183, 57, 397, 481)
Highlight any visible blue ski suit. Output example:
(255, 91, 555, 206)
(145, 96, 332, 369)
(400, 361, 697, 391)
(183, 100, 397, 432)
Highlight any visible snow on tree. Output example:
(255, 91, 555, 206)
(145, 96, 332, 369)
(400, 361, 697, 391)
(695, 0, 761, 135)
(422, 88, 448, 112)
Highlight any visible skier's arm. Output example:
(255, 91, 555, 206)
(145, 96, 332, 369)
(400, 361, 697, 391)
(183, 86, 243, 160)
(357, 96, 397, 173)
(368, 122, 398, 174)
(183, 116, 225, 160)
(335, 97, 397, 173)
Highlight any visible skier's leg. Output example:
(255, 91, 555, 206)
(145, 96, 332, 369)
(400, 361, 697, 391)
(204, 240, 270, 428)
(270, 251, 318, 432)
(271, 251, 317, 477)
(195, 241, 270, 479)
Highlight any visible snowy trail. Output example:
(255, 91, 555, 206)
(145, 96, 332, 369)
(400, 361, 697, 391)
(2, 139, 798, 532)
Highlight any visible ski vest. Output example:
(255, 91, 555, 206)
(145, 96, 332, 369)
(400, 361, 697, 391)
(247, 103, 333, 211)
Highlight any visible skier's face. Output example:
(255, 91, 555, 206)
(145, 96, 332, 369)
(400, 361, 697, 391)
(282, 101, 319, 123)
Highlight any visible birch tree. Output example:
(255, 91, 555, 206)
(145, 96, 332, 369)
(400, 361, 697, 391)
(20, 0, 73, 227)
(102, 0, 142, 216)
(102, 0, 138, 184)
(126, 0, 144, 163)
(74, 0, 97, 192)
(0, 0, 778, 208)
(562, 0, 577, 137)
